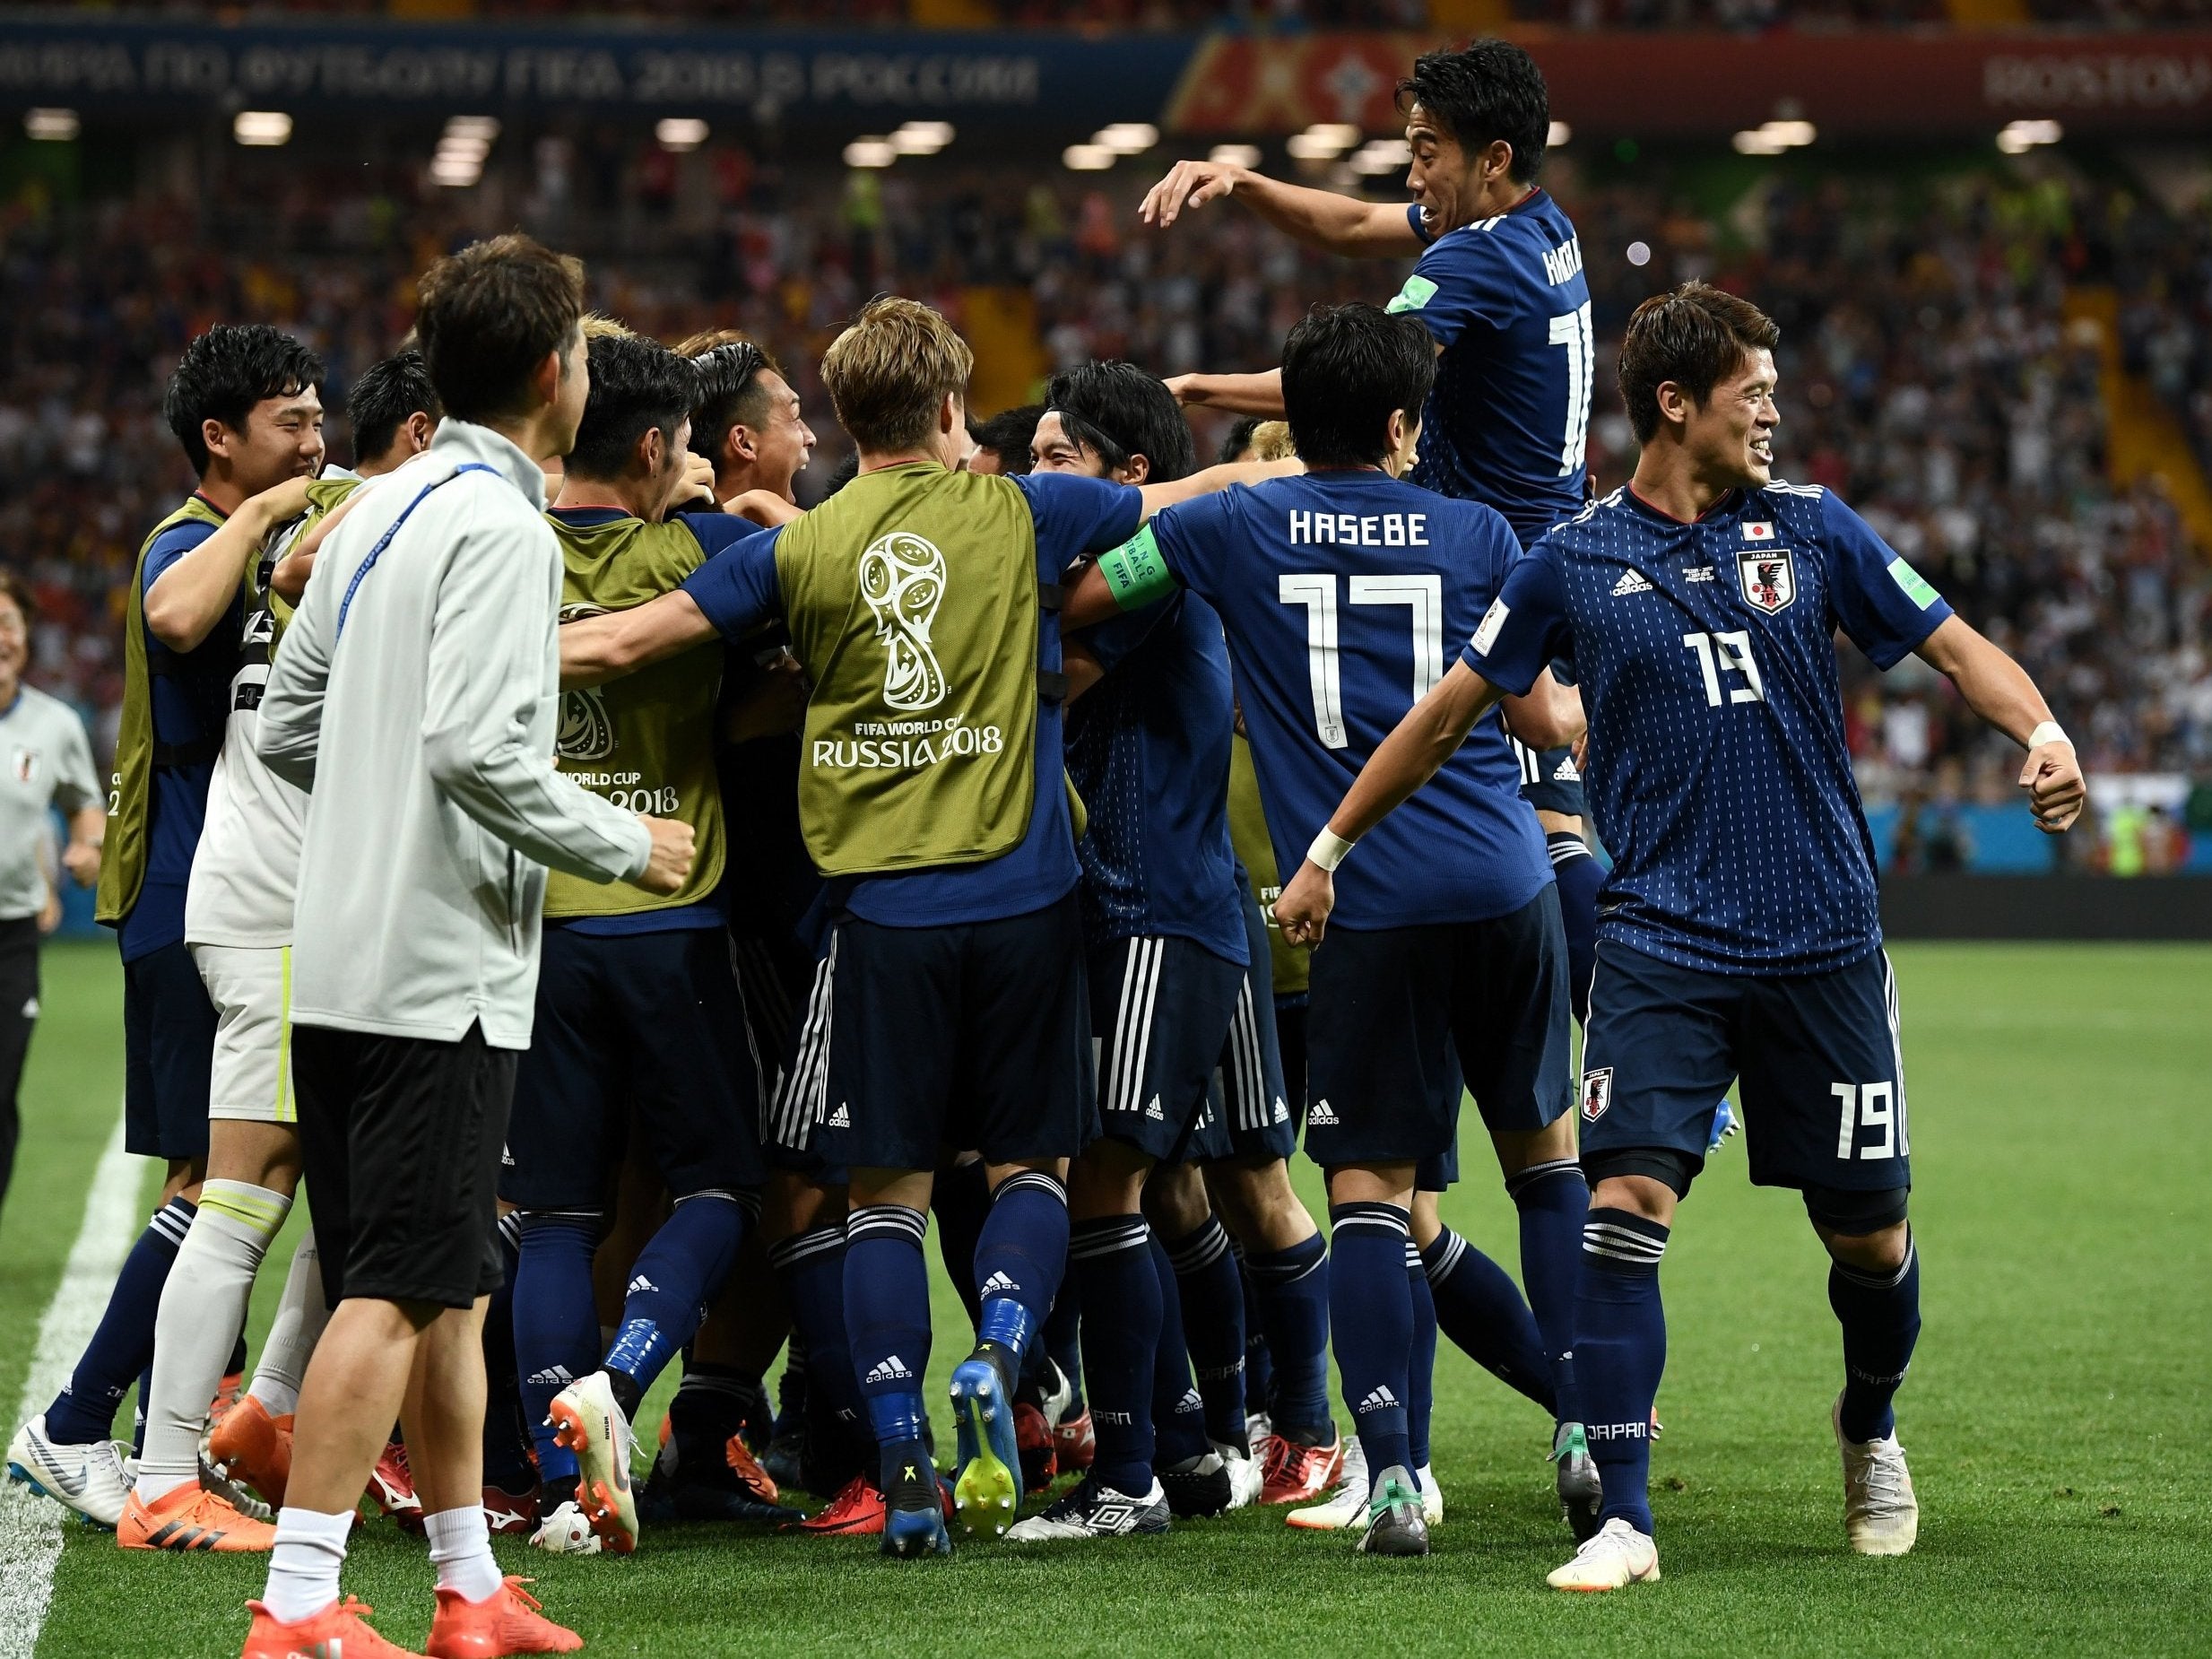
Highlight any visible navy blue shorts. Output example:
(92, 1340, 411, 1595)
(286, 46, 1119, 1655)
(1516, 739, 1587, 819)
(1304, 886, 1574, 1169)
(1090, 934, 1244, 1165)
(123, 940, 214, 1161)
(1580, 941, 1911, 1199)
(1184, 882, 1297, 1166)
(733, 924, 848, 1185)
(812, 893, 1089, 1174)
(501, 925, 766, 1211)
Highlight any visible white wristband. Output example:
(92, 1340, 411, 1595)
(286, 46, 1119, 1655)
(1307, 829, 1356, 873)
(2026, 721, 2070, 750)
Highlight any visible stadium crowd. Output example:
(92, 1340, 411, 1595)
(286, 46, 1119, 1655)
(4, 135, 2205, 847)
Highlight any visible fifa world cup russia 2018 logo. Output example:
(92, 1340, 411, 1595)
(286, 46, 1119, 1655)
(859, 529, 950, 712)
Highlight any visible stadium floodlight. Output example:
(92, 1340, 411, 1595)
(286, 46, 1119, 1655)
(844, 137, 898, 169)
(445, 116, 500, 143)
(1095, 123, 1159, 154)
(1286, 123, 1360, 161)
(892, 120, 954, 154)
(1209, 143, 1262, 169)
(656, 117, 710, 152)
(1997, 118, 2063, 154)
(1548, 121, 1572, 147)
(1731, 128, 1790, 156)
(1063, 143, 1117, 171)
(1626, 240, 1652, 267)
(1350, 138, 1412, 177)
(233, 111, 293, 147)
(1764, 119, 1817, 147)
(25, 109, 80, 142)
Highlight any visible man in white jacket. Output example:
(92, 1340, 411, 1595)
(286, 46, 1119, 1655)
(246, 235, 692, 1659)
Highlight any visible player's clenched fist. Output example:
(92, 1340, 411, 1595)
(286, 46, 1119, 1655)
(1272, 860, 1335, 950)
(636, 814, 696, 893)
(1141, 158, 1250, 228)
(2018, 740, 2085, 834)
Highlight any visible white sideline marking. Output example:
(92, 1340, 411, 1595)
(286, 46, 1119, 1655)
(1, 1107, 140, 1659)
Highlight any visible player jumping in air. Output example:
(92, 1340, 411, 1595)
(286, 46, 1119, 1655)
(1274, 282, 2084, 1589)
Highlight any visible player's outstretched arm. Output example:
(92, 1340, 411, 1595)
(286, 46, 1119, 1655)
(1275, 660, 1506, 946)
(144, 474, 314, 650)
(1914, 613, 2085, 833)
(560, 590, 718, 690)
(1134, 456, 1299, 521)
(1141, 159, 1424, 257)
(1167, 370, 1286, 417)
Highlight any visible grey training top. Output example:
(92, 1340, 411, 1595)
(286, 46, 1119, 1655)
(0, 684, 100, 921)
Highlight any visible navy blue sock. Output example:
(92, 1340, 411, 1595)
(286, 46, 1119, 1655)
(1549, 833, 1603, 1027)
(1070, 1216, 1158, 1494)
(45, 1197, 194, 1446)
(1237, 1253, 1273, 1419)
(1149, 1238, 1210, 1466)
(604, 1193, 750, 1415)
(972, 1171, 1068, 1368)
(1328, 1202, 1413, 1479)
(1576, 1207, 1670, 1533)
(1830, 1229, 1921, 1444)
(845, 1206, 934, 1489)
(1421, 1223, 1556, 1413)
(1245, 1232, 1331, 1443)
(768, 1223, 866, 1440)
(1163, 1215, 1247, 1451)
(1043, 1279, 1084, 1408)
(481, 1212, 534, 1490)
(1406, 1241, 1436, 1471)
(1507, 1158, 1590, 1423)
(512, 1212, 602, 1489)
(933, 1159, 990, 1334)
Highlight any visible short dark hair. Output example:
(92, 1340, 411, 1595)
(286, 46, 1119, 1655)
(161, 325, 325, 476)
(1218, 415, 1263, 466)
(414, 235, 586, 425)
(820, 449, 862, 499)
(967, 404, 1043, 474)
(345, 350, 441, 468)
(1618, 282, 1782, 445)
(680, 331, 783, 462)
(0, 568, 33, 630)
(566, 331, 698, 481)
(1045, 363, 1194, 483)
(1398, 39, 1550, 184)
(1280, 304, 1436, 469)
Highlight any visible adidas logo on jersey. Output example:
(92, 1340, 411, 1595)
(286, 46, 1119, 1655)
(525, 1366, 575, 1387)
(1307, 1099, 1340, 1125)
(1685, 565, 1716, 583)
(1610, 569, 1653, 595)
(1173, 1388, 1204, 1416)
(864, 1355, 915, 1385)
(627, 1275, 658, 1295)
(1357, 1385, 1401, 1414)
(1145, 1095, 1165, 1121)
(979, 1272, 1019, 1299)
(828, 1103, 851, 1128)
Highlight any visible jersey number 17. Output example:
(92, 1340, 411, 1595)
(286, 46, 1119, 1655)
(1279, 574, 1444, 749)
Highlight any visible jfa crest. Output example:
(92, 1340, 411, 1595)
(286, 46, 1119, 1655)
(1580, 1067, 1614, 1123)
(1736, 546, 1798, 614)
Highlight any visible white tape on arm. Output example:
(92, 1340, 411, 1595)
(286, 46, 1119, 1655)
(1307, 829, 1356, 873)
(2026, 721, 2070, 750)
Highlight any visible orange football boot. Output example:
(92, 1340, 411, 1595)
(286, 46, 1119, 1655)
(242, 1597, 423, 1659)
(208, 1395, 294, 1509)
(118, 1482, 276, 1551)
(425, 1576, 582, 1658)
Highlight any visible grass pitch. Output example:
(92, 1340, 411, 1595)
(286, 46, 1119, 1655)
(5, 940, 2208, 1658)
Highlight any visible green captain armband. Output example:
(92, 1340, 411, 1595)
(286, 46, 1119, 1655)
(1097, 524, 1178, 609)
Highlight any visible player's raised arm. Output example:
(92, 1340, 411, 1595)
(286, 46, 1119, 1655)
(144, 473, 315, 649)
(559, 589, 716, 689)
(1914, 615, 2085, 833)
(1140, 157, 1423, 256)
(1166, 369, 1286, 417)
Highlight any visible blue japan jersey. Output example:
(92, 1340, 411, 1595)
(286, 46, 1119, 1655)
(1143, 470, 1551, 932)
(1466, 482, 1956, 975)
(1392, 189, 1592, 543)
(1067, 589, 1247, 966)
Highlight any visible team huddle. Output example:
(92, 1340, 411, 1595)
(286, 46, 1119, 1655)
(3, 36, 2088, 1659)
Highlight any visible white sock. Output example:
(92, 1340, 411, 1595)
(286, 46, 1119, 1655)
(138, 1180, 290, 1503)
(424, 1505, 504, 1603)
(263, 1506, 352, 1624)
(248, 1225, 328, 1420)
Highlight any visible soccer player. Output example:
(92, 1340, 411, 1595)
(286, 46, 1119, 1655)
(965, 404, 1043, 476)
(127, 351, 443, 1551)
(1006, 362, 1327, 1542)
(1062, 303, 1583, 1559)
(246, 236, 691, 1659)
(7, 326, 324, 1530)
(502, 326, 771, 1558)
(0, 569, 104, 1212)
(560, 296, 1279, 1558)
(1146, 42, 1608, 1516)
(1274, 282, 2085, 1589)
